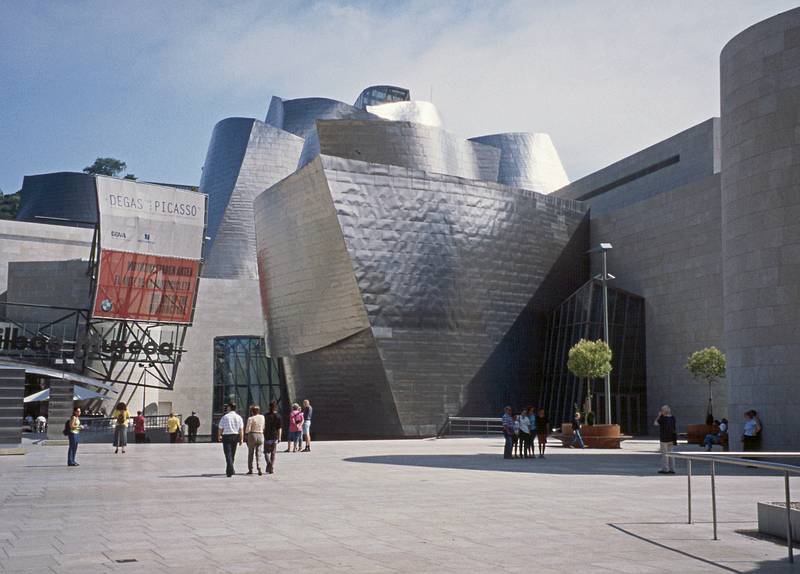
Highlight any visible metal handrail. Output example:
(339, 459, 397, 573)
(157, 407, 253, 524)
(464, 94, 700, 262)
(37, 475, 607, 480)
(668, 452, 800, 563)
(439, 416, 504, 437)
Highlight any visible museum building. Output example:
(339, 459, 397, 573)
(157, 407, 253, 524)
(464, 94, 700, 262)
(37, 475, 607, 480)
(1, 8, 798, 448)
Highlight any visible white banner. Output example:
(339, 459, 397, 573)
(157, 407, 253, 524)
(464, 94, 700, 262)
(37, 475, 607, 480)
(95, 177, 206, 260)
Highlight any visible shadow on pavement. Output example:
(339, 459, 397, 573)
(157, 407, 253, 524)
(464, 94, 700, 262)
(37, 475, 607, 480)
(343, 453, 778, 477)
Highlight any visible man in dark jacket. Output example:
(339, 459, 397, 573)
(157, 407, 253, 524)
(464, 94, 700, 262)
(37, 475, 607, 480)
(184, 412, 201, 443)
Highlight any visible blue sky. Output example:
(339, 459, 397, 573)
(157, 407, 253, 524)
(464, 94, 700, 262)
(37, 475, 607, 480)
(1, 0, 797, 194)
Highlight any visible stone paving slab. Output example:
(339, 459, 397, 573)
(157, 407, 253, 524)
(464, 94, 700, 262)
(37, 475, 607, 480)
(1, 438, 799, 572)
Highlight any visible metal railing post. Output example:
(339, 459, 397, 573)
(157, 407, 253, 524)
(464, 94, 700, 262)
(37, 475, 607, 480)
(687, 459, 692, 524)
(785, 471, 794, 563)
(711, 460, 718, 540)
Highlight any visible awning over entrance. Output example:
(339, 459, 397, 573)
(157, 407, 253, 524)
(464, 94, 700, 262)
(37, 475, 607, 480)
(24, 386, 112, 403)
(0, 360, 119, 393)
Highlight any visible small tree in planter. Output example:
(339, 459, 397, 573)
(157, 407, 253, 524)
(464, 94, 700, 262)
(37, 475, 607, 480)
(567, 339, 613, 425)
(686, 346, 726, 425)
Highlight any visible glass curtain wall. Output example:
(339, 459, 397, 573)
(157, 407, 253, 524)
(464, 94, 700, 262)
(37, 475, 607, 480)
(539, 280, 646, 434)
(212, 336, 283, 426)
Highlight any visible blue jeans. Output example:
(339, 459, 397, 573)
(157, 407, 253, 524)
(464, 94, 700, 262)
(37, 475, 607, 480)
(222, 435, 239, 476)
(571, 429, 585, 448)
(67, 433, 79, 465)
(503, 433, 513, 458)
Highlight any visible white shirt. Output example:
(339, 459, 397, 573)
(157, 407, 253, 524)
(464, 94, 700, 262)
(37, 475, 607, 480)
(518, 417, 530, 434)
(218, 411, 244, 435)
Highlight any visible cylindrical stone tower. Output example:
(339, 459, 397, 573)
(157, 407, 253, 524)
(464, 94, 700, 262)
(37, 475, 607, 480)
(721, 8, 800, 450)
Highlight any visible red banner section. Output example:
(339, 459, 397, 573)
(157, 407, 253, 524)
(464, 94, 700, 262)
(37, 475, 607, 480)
(92, 250, 200, 323)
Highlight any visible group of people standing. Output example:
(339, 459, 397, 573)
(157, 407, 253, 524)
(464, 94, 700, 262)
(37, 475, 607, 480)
(501, 406, 551, 459)
(217, 399, 313, 477)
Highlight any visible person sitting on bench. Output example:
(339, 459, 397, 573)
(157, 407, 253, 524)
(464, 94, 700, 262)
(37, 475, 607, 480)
(703, 418, 728, 451)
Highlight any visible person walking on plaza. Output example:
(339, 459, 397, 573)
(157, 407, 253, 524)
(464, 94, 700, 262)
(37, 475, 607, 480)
(286, 403, 304, 453)
(245, 405, 265, 475)
(166, 412, 181, 443)
(184, 411, 200, 443)
(218, 402, 244, 477)
(66, 407, 81, 467)
(501, 406, 514, 459)
(111, 402, 130, 454)
(535, 408, 550, 458)
(571, 411, 586, 449)
(655, 405, 677, 474)
(302, 399, 313, 452)
(518, 408, 532, 458)
(264, 400, 282, 475)
(133, 410, 146, 444)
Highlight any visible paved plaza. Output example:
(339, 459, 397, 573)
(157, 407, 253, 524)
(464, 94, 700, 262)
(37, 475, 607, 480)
(0, 437, 798, 573)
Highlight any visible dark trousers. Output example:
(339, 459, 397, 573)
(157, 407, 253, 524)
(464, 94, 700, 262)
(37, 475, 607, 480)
(67, 433, 79, 465)
(188, 430, 197, 443)
(169, 432, 178, 443)
(222, 435, 239, 476)
(134, 433, 146, 444)
(264, 440, 278, 474)
(503, 433, 513, 458)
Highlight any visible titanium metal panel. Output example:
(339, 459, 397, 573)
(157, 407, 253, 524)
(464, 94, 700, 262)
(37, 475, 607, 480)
(312, 119, 500, 182)
(18, 172, 98, 227)
(200, 119, 304, 279)
(265, 96, 376, 140)
(198, 117, 254, 251)
(253, 157, 370, 357)
(257, 153, 588, 437)
(366, 101, 443, 128)
(283, 329, 403, 438)
(469, 133, 569, 194)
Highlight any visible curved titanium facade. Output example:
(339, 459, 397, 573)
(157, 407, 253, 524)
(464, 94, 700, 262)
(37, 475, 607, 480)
(470, 133, 570, 194)
(366, 101, 443, 128)
(255, 154, 588, 437)
(720, 7, 800, 450)
(199, 118, 304, 279)
(18, 172, 98, 227)
(311, 119, 500, 181)
(266, 96, 375, 139)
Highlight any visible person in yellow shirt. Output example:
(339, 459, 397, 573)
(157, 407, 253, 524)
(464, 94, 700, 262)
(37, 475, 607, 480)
(111, 402, 131, 454)
(166, 412, 181, 443)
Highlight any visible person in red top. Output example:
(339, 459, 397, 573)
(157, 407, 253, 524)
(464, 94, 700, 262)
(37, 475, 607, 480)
(285, 403, 304, 453)
(133, 411, 146, 444)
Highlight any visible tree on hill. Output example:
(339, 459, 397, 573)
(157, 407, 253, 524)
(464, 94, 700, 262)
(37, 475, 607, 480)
(0, 190, 21, 220)
(83, 157, 128, 177)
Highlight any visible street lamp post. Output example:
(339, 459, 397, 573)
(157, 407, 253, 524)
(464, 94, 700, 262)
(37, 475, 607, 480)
(600, 246, 612, 425)
(588, 243, 614, 425)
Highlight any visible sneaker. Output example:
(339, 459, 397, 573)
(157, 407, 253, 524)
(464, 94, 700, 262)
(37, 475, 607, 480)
(658, 470, 668, 474)
(246, 470, 253, 475)
(667, 470, 676, 474)
(258, 470, 263, 476)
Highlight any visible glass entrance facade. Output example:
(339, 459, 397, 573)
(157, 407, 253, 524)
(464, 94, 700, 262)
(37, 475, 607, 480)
(539, 280, 646, 434)
(212, 336, 283, 423)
